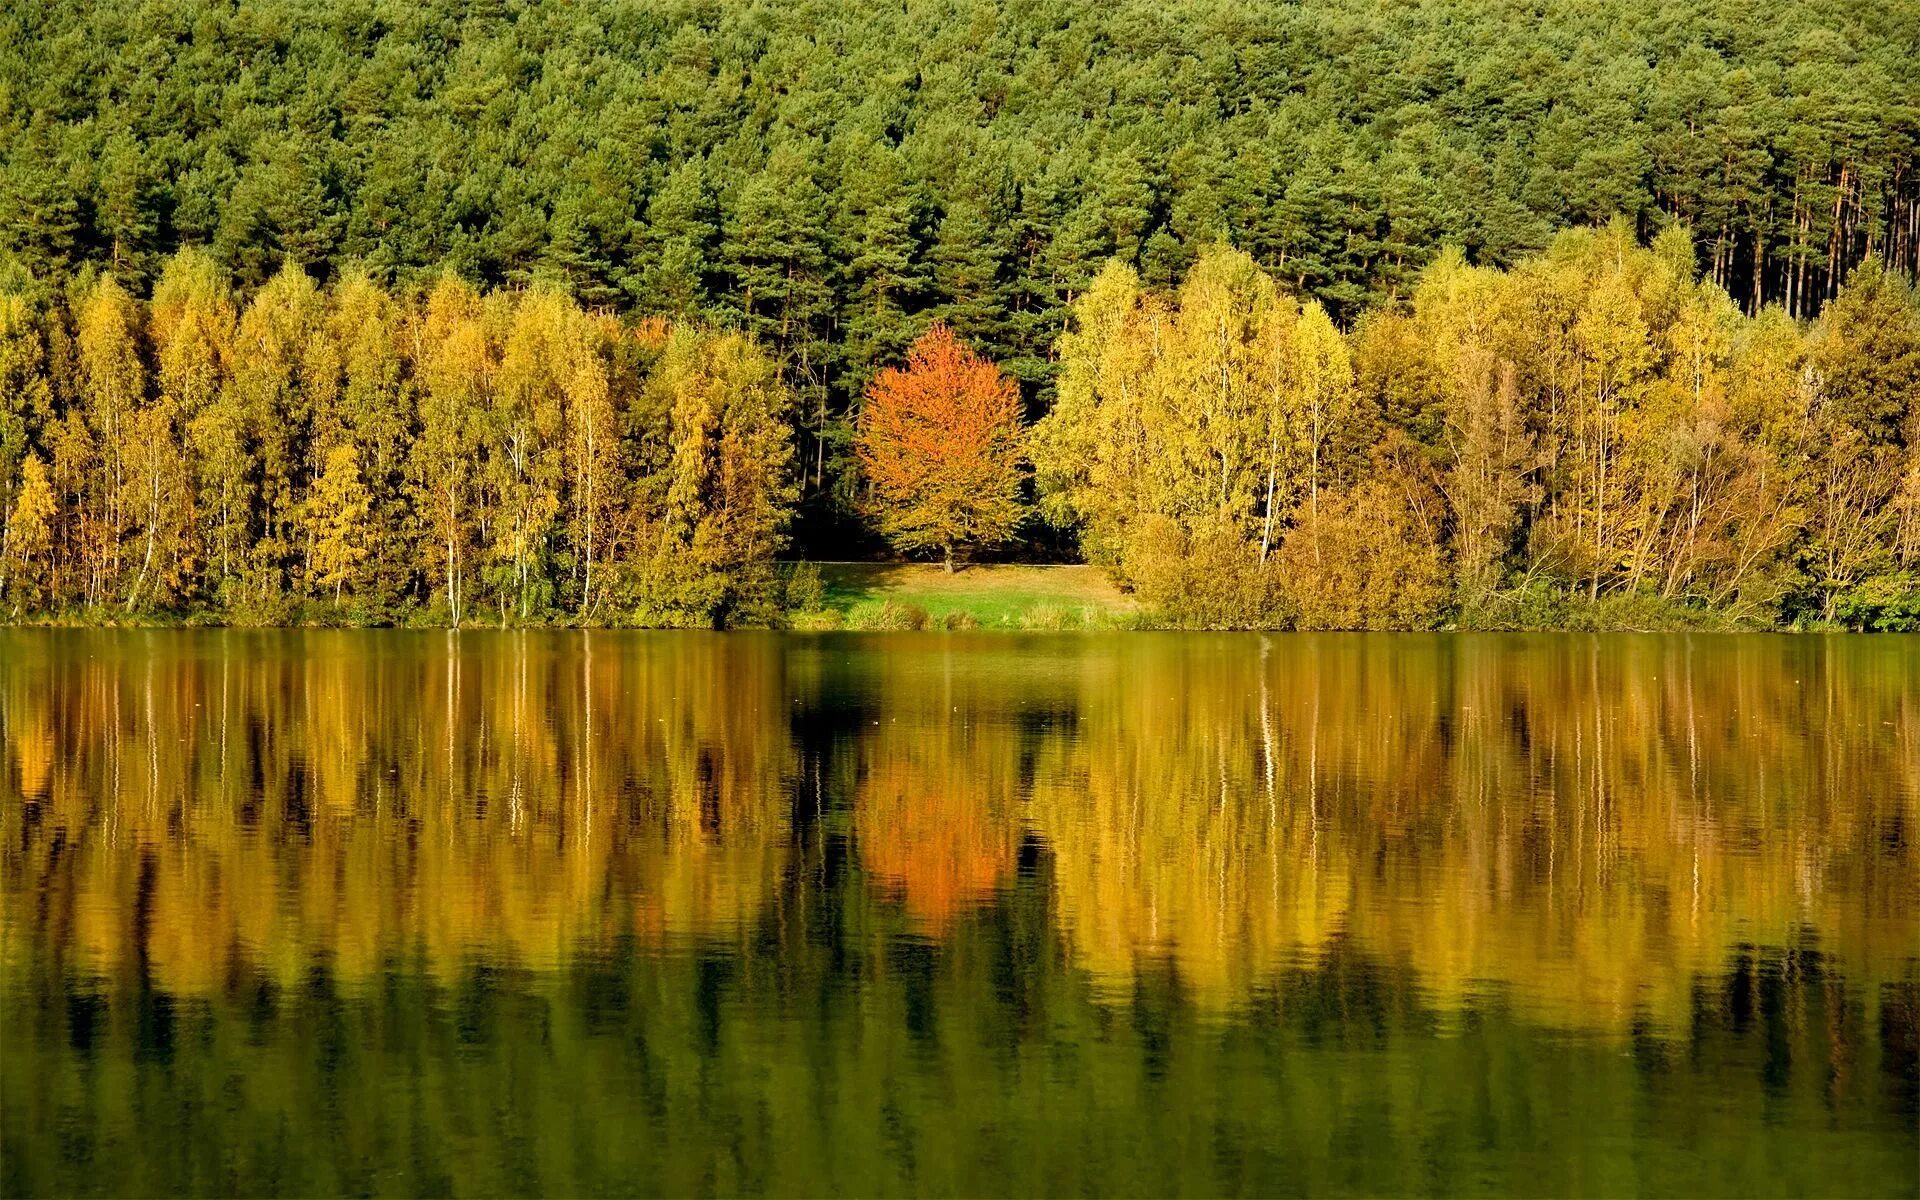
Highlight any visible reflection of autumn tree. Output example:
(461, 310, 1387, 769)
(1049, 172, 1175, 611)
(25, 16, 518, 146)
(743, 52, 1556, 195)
(0, 631, 797, 992)
(852, 646, 1023, 928)
(3, 634, 1915, 1198)
(3, 632, 1914, 1033)
(1028, 635, 1919, 1026)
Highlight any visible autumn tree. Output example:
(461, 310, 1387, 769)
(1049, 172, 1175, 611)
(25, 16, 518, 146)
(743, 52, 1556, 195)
(304, 443, 371, 602)
(485, 289, 568, 619)
(410, 275, 489, 626)
(75, 275, 146, 595)
(857, 323, 1025, 570)
(0, 292, 51, 550)
(639, 329, 797, 625)
(322, 269, 409, 607)
(229, 263, 324, 602)
(3, 453, 55, 611)
(119, 392, 193, 611)
(0, 218, 1907, 630)
(1031, 248, 1362, 620)
(564, 309, 624, 619)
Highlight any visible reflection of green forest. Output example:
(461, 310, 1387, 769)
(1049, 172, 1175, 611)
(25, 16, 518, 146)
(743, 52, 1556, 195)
(3, 865, 1915, 1197)
(2, 631, 1916, 1195)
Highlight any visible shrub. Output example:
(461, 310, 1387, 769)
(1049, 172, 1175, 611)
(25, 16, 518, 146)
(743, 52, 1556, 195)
(1834, 574, 1920, 632)
(1458, 578, 1566, 631)
(1277, 478, 1447, 630)
(787, 608, 845, 631)
(1121, 513, 1288, 629)
(780, 560, 826, 612)
(845, 598, 930, 630)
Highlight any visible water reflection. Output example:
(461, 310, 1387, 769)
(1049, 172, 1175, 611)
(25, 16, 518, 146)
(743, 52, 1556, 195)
(1, 631, 1915, 1196)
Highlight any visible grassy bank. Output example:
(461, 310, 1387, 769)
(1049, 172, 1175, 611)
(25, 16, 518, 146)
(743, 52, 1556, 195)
(789, 563, 1146, 631)
(784, 564, 1870, 633)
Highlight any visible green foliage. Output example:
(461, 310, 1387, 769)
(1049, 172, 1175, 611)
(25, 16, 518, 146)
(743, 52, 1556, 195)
(1460, 585, 1750, 633)
(779, 561, 827, 614)
(1834, 574, 1920, 632)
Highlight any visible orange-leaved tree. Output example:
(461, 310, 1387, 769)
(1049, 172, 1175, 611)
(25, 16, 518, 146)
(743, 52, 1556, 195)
(856, 324, 1025, 570)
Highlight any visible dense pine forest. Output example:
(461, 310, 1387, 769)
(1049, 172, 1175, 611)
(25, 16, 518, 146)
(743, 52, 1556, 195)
(0, 0, 1916, 628)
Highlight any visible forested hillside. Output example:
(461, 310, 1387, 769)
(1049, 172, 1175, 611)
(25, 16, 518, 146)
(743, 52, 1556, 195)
(0, 0, 1916, 627)
(4, 0, 1917, 505)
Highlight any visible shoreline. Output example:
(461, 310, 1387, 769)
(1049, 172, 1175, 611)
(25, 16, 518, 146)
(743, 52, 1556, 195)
(2, 562, 1891, 633)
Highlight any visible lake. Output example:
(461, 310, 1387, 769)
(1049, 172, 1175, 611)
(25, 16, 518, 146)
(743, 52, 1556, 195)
(1, 631, 1915, 1197)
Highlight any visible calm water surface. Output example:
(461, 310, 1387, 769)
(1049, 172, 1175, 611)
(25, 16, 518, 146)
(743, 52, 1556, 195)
(1, 631, 1915, 1197)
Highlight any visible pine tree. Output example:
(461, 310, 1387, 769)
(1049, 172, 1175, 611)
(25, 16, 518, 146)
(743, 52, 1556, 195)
(635, 160, 716, 318)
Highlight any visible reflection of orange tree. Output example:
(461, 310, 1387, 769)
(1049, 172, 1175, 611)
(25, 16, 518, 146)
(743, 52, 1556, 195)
(849, 642, 1024, 929)
(0, 631, 797, 993)
(854, 733, 1019, 931)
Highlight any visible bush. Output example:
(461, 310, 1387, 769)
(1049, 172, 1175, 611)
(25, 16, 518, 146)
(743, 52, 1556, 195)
(1834, 574, 1920, 632)
(1277, 478, 1448, 630)
(1465, 582, 1747, 632)
(780, 560, 826, 612)
(787, 608, 845, 631)
(1457, 578, 1566, 630)
(1572, 591, 1731, 632)
(1121, 514, 1288, 629)
(844, 598, 930, 630)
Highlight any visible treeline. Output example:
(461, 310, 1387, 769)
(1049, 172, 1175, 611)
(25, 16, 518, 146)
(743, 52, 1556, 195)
(1033, 226, 1920, 629)
(3, 0, 1917, 526)
(0, 252, 795, 626)
(1, 225, 1916, 628)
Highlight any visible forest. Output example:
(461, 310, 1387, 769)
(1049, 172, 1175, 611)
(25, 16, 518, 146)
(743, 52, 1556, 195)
(1, 0, 1917, 627)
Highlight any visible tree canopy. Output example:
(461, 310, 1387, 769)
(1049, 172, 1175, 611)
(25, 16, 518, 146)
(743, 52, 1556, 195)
(857, 324, 1025, 569)
(1032, 231, 1920, 629)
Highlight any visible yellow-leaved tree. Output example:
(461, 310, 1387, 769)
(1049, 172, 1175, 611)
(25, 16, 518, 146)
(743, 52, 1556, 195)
(304, 443, 371, 602)
(410, 274, 489, 626)
(639, 329, 797, 625)
(4, 453, 56, 611)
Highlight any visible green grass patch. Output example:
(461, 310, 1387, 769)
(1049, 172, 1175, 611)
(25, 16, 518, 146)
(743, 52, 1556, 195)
(800, 563, 1143, 630)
